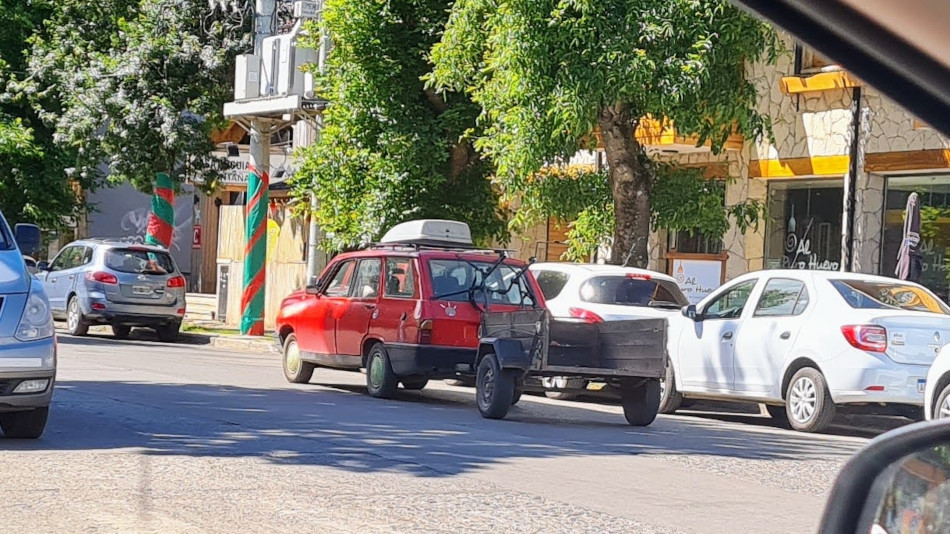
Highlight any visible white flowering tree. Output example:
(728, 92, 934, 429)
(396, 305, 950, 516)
(16, 0, 252, 195)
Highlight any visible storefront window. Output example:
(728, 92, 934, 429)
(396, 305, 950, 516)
(881, 175, 950, 302)
(764, 179, 843, 271)
(669, 231, 722, 255)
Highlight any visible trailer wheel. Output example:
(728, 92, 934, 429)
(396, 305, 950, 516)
(621, 378, 661, 427)
(476, 353, 515, 419)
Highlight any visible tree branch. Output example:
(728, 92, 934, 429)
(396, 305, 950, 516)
(424, 87, 449, 114)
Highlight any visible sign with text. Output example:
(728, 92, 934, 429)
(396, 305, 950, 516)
(203, 151, 292, 186)
(192, 225, 202, 249)
(672, 259, 723, 304)
(293, 0, 321, 18)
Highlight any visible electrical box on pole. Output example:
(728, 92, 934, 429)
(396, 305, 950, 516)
(234, 54, 261, 100)
(259, 34, 318, 99)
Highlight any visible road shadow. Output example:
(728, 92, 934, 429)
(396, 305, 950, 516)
(522, 388, 912, 439)
(0, 378, 880, 478)
(56, 330, 212, 347)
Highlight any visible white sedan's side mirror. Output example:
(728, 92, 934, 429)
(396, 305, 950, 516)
(682, 304, 700, 321)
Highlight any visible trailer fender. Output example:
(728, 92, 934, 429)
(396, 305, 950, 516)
(476, 338, 531, 372)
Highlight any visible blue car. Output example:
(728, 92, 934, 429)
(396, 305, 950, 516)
(0, 211, 56, 439)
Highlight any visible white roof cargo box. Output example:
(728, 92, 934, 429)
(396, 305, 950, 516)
(379, 220, 473, 247)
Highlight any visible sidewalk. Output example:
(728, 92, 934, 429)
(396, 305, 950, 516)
(182, 319, 279, 353)
(71, 320, 278, 354)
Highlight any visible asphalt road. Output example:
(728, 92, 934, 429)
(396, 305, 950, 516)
(1, 331, 910, 533)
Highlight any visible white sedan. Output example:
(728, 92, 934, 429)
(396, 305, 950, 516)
(529, 262, 688, 399)
(666, 270, 950, 433)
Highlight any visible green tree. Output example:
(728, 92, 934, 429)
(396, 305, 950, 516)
(292, 0, 507, 251)
(0, 0, 90, 228)
(15, 0, 251, 195)
(431, 0, 777, 266)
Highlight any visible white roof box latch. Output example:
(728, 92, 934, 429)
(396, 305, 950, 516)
(379, 219, 473, 247)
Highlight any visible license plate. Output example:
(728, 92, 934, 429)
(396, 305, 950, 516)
(132, 285, 152, 295)
(918, 379, 927, 394)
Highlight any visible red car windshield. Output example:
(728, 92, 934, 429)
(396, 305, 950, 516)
(428, 258, 534, 306)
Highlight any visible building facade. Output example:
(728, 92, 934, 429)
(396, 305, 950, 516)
(529, 34, 950, 304)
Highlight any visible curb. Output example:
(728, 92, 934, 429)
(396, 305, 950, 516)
(209, 335, 279, 354)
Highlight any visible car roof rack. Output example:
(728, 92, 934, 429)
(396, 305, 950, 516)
(368, 241, 513, 255)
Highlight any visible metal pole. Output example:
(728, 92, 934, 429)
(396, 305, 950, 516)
(241, 119, 270, 335)
(842, 86, 862, 272)
(305, 32, 330, 281)
(254, 0, 276, 54)
(238, 0, 276, 336)
(306, 192, 321, 281)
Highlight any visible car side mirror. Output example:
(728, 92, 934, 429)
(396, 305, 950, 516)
(13, 223, 41, 258)
(305, 275, 321, 295)
(36, 261, 50, 272)
(818, 419, 950, 534)
(682, 304, 700, 321)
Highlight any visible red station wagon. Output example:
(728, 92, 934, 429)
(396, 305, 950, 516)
(276, 220, 544, 398)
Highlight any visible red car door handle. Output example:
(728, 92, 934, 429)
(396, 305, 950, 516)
(364, 304, 376, 310)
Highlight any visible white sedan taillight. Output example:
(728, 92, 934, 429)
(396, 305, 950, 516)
(841, 325, 888, 352)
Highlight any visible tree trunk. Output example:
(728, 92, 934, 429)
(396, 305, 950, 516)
(598, 103, 653, 267)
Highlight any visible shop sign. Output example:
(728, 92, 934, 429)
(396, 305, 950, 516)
(193, 225, 202, 249)
(783, 219, 840, 271)
(672, 259, 722, 304)
(197, 151, 292, 186)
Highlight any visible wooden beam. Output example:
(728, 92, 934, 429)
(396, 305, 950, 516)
(588, 117, 744, 152)
(211, 122, 245, 145)
(865, 149, 950, 173)
(779, 71, 862, 94)
(748, 155, 850, 178)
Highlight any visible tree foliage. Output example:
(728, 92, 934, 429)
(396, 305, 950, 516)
(516, 164, 764, 261)
(292, 0, 507, 252)
(14, 0, 251, 195)
(0, 0, 89, 228)
(431, 0, 778, 266)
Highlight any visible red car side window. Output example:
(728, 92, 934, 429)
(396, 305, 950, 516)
(384, 257, 416, 298)
(323, 260, 356, 297)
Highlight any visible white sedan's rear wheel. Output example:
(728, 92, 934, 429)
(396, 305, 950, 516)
(785, 367, 835, 433)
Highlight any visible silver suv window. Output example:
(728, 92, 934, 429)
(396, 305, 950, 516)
(106, 248, 175, 275)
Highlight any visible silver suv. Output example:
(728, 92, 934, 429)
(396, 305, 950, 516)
(35, 239, 187, 342)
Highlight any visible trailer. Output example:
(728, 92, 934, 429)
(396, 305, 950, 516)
(474, 309, 668, 426)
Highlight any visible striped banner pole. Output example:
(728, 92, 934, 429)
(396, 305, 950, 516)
(145, 172, 174, 248)
(241, 121, 269, 335)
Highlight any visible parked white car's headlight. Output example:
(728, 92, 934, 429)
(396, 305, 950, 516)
(15, 284, 54, 341)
